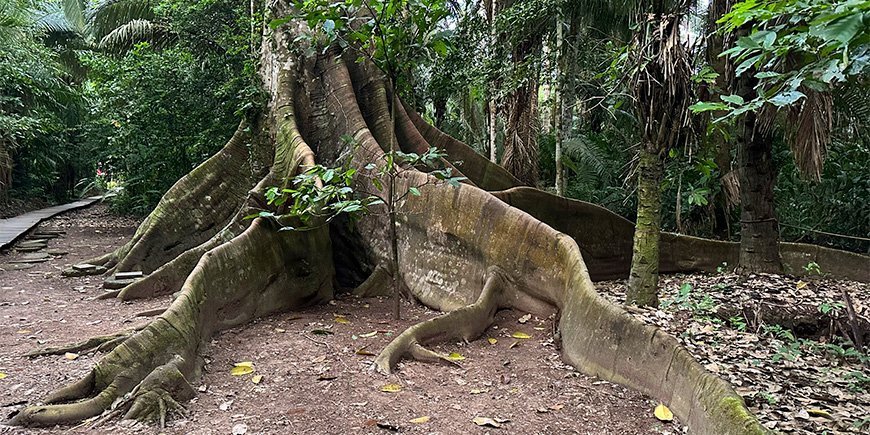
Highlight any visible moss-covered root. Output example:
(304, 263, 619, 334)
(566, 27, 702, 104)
(25, 330, 138, 358)
(119, 355, 195, 427)
(374, 267, 506, 374)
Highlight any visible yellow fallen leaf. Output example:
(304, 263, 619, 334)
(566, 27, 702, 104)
(0, 372, 7, 380)
(796, 280, 808, 290)
(807, 408, 832, 418)
(511, 332, 531, 339)
(409, 416, 430, 424)
(17, 329, 31, 334)
(64, 352, 79, 360)
(654, 403, 673, 422)
(274, 328, 286, 333)
(355, 347, 376, 356)
(360, 331, 378, 338)
(252, 375, 263, 384)
(231, 366, 254, 376)
(380, 383, 402, 393)
(447, 352, 465, 361)
(231, 362, 254, 376)
(334, 315, 350, 324)
(487, 337, 497, 345)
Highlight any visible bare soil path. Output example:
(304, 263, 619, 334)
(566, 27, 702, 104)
(0, 206, 678, 434)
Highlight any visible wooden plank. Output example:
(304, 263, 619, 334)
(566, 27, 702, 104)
(0, 196, 102, 250)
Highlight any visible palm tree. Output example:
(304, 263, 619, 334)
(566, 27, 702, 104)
(34, 0, 171, 56)
(625, 1, 694, 306)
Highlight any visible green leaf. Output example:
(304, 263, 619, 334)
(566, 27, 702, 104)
(269, 17, 291, 29)
(689, 102, 729, 113)
(809, 13, 863, 45)
(408, 187, 421, 196)
(720, 94, 745, 105)
(768, 90, 805, 107)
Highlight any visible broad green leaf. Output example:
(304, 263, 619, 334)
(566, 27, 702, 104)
(768, 90, 806, 107)
(720, 94, 745, 105)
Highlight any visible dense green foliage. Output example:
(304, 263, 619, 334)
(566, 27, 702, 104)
(1, 0, 258, 213)
(1, 0, 85, 203)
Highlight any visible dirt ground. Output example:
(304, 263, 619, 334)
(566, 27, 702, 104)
(0, 205, 680, 434)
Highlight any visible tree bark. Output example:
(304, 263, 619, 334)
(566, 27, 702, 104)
(736, 110, 782, 272)
(627, 147, 663, 307)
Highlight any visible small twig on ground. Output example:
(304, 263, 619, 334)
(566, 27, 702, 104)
(840, 288, 864, 353)
(301, 332, 329, 347)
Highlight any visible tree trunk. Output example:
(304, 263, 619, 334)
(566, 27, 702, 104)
(7, 4, 771, 434)
(736, 110, 782, 272)
(553, 8, 565, 196)
(627, 147, 663, 307)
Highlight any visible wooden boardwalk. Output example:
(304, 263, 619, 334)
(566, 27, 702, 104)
(0, 197, 102, 250)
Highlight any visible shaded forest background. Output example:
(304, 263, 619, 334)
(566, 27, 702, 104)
(1, 0, 867, 253)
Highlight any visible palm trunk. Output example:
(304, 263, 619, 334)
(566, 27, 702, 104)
(627, 147, 663, 307)
(736, 111, 782, 272)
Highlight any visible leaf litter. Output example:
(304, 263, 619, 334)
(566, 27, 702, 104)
(598, 271, 870, 434)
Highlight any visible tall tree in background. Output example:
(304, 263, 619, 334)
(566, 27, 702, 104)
(693, 0, 869, 271)
(496, 0, 544, 186)
(626, 2, 693, 306)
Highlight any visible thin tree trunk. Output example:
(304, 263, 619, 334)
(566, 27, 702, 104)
(488, 100, 497, 162)
(488, 0, 498, 163)
(627, 147, 663, 307)
(554, 8, 564, 196)
(388, 76, 401, 320)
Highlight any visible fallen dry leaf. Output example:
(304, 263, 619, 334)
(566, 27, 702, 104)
(380, 383, 402, 393)
(0, 372, 7, 380)
(511, 332, 531, 339)
(355, 347, 376, 356)
(447, 352, 465, 361)
(487, 337, 498, 345)
(251, 375, 263, 384)
(472, 416, 501, 428)
(334, 315, 350, 324)
(409, 416, 430, 424)
(64, 352, 79, 360)
(231, 361, 254, 376)
(654, 403, 673, 422)
(518, 313, 531, 324)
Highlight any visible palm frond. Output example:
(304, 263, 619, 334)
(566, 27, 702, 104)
(61, 0, 87, 34)
(88, 0, 156, 42)
(563, 136, 607, 175)
(97, 18, 171, 53)
(786, 89, 831, 181)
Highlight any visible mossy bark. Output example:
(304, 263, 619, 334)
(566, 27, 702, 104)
(626, 147, 663, 307)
